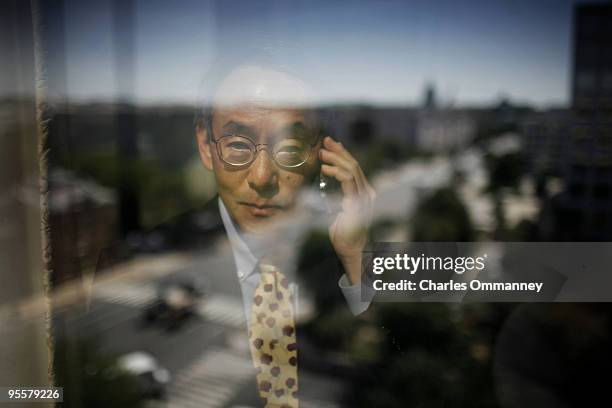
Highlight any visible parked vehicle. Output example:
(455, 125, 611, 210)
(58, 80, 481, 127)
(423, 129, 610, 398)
(142, 279, 204, 330)
(117, 351, 170, 400)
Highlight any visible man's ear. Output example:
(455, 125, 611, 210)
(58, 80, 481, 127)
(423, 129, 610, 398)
(196, 124, 214, 171)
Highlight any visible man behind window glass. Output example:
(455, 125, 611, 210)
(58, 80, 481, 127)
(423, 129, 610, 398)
(90, 61, 375, 407)
(189, 62, 376, 407)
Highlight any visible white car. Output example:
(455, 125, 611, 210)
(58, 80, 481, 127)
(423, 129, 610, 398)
(117, 351, 171, 399)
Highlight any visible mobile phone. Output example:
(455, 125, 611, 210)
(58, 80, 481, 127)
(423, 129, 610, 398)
(319, 172, 333, 214)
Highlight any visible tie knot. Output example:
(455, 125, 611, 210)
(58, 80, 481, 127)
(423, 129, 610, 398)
(259, 263, 279, 276)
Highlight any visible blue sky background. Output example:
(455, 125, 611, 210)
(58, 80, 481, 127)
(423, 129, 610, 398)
(49, 0, 607, 107)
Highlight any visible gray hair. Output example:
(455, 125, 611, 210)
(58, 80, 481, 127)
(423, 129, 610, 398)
(194, 51, 334, 142)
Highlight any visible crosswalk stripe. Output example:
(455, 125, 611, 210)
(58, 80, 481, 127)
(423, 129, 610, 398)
(60, 286, 246, 336)
(57, 301, 138, 333)
(93, 282, 246, 329)
(165, 348, 253, 408)
(197, 295, 245, 328)
(170, 382, 232, 402)
(94, 284, 156, 308)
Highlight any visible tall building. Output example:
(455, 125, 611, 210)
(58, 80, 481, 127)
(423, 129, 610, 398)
(423, 83, 437, 110)
(538, 3, 612, 240)
(571, 3, 612, 111)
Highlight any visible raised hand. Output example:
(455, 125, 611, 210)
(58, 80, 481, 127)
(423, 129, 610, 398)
(319, 136, 376, 284)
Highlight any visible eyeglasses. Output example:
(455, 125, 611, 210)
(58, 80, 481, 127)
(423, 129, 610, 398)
(211, 134, 319, 168)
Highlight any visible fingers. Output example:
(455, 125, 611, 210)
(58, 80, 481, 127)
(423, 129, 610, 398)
(320, 136, 374, 198)
(319, 149, 364, 194)
(322, 135, 350, 159)
(320, 163, 357, 199)
(320, 137, 375, 259)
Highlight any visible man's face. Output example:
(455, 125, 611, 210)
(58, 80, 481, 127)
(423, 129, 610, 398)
(198, 103, 321, 233)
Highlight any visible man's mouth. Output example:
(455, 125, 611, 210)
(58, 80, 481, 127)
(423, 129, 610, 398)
(239, 201, 285, 217)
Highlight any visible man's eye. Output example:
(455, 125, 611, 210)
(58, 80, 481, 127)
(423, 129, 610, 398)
(227, 141, 251, 151)
(275, 137, 307, 149)
(277, 145, 303, 154)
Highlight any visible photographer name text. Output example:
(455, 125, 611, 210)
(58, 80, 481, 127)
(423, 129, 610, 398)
(370, 254, 543, 293)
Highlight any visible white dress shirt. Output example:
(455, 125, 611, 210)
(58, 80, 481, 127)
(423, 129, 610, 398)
(218, 198, 370, 325)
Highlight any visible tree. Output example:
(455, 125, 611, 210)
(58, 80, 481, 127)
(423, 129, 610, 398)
(53, 337, 145, 408)
(412, 187, 476, 242)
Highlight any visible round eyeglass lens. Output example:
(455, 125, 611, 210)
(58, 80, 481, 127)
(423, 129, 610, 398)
(219, 136, 255, 165)
(273, 138, 309, 167)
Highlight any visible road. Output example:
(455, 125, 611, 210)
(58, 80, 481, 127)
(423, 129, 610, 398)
(53, 248, 343, 408)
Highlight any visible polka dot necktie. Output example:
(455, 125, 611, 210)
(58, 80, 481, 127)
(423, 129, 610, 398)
(249, 263, 299, 408)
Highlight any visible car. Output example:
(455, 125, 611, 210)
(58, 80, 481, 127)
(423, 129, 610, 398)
(142, 279, 205, 330)
(117, 351, 171, 400)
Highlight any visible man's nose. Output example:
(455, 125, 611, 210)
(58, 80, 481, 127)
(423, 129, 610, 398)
(247, 150, 279, 196)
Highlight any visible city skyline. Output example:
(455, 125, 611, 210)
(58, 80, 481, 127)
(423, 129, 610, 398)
(5, 0, 609, 108)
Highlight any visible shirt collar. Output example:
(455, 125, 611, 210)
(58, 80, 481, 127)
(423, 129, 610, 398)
(218, 197, 259, 281)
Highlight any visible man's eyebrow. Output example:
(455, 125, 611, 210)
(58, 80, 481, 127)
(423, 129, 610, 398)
(277, 121, 312, 138)
(222, 121, 256, 138)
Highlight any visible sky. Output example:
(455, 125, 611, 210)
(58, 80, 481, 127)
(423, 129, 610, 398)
(24, 0, 609, 108)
